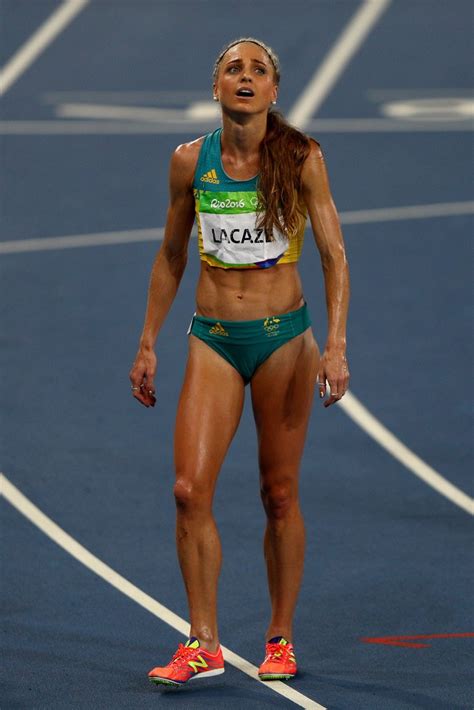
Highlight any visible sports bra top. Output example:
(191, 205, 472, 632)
(192, 128, 306, 269)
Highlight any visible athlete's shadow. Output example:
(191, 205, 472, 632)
(155, 680, 297, 707)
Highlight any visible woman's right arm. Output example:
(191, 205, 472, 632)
(129, 141, 199, 407)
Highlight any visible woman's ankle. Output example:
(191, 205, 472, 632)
(189, 627, 219, 653)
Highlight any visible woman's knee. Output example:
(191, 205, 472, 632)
(260, 477, 298, 520)
(173, 477, 213, 514)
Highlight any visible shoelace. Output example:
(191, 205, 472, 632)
(170, 644, 199, 667)
(264, 643, 295, 664)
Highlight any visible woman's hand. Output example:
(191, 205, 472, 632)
(129, 347, 157, 408)
(317, 348, 349, 408)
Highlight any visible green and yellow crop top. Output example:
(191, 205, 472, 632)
(193, 128, 306, 269)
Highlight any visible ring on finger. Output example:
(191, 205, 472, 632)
(131, 386, 140, 392)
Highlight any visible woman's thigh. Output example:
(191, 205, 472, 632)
(174, 335, 245, 497)
(250, 329, 320, 481)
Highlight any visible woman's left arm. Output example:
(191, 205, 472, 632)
(301, 140, 350, 408)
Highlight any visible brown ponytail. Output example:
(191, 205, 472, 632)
(257, 111, 312, 239)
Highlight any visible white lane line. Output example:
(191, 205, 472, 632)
(0, 0, 90, 96)
(339, 393, 474, 516)
(44, 89, 213, 102)
(305, 118, 473, 132)
(56, 103, 191, 121)
(1, 201, 472, 255)
(288, 0, 391, 127)
(1, 118, 473, 134)
(0, 473, 325, 710)
(0, 120, 220, 135)
(0, 228, 166, 254)
(340, 201, 474, 224)
(56, 102, 221, 123)
(368, 88, 474, 99)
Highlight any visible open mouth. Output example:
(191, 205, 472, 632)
(236, 88, 254, 98)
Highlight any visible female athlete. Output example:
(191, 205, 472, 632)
(129, 37, 350, 687)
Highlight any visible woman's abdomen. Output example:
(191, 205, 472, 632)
(195, 262, 305, 319)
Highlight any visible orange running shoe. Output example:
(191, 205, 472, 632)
(258, 636, 297, 681)
(148, 637, 225, 687)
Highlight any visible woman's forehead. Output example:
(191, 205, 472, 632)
(222, 42, 271, 65)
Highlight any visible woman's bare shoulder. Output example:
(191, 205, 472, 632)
(301, 137, 326, 185)
(171, 135, 205, 174)
(305, 137, 323, 160)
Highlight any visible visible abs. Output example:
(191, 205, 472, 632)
(195, 262, 305, 320)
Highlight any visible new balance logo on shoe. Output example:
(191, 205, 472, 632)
(188, 655, 209, 672)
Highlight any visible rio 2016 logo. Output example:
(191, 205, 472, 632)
(209, 195, 260, 210)
(211, 198, 245, 209)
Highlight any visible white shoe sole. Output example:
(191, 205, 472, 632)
(189, 668, 225, 681)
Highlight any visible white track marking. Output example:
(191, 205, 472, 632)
(0, 474, 325, 710)
(43, 89, 213, 102)
(340, 201, 474, 224)
(1, 117, 473, 134)
(0, 0, 90, 97)
(57, 103, 194, 121)
(305, 118, 472, 132)
(1, 201, 472, 255)
(0, 228, 165, 254)
(56, 102, 220, 122)
(0, 120, 220, 135)
(339, 394, 474, 515)
(368, 88, 474, 99)
(288, 0, 391, 126)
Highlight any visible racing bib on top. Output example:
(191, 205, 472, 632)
(192, 128, 305, 270)
(197, 190, 290, 268)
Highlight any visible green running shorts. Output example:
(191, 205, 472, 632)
(188, 302, 311, 384)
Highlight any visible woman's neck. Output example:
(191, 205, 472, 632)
(220, 112, 267, 160)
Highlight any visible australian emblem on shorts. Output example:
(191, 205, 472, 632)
(263, 316, 281, 337)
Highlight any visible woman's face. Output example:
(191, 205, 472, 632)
(213, 42, 278, 115)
